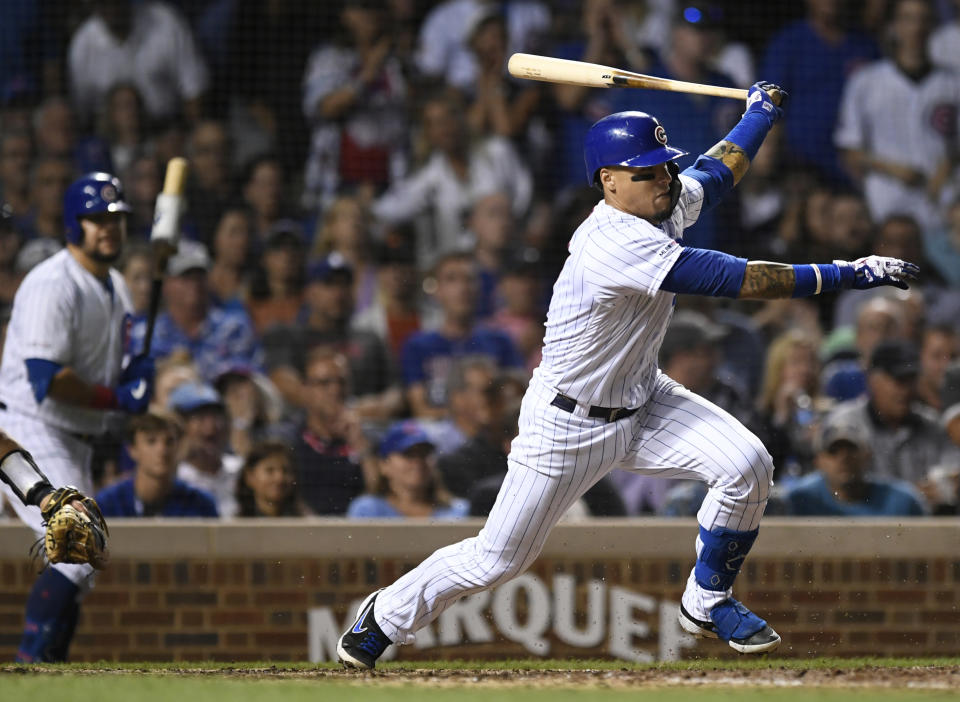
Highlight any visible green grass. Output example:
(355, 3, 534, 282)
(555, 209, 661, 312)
(1, 659, 958, 702)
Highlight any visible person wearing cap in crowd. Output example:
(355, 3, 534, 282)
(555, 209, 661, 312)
(130, 239, 264, 384)
(95, 411, 219, 518)
(245, 219, 306, 334)
(822, 339, 959, 491)
(346, 419, 469, 520)
(924, 361, 960, 514)
(778, 420, 927, 516)
(263, 252, 400, 420)
(168, 380, 242, 517)
(214, 364, 282, 461)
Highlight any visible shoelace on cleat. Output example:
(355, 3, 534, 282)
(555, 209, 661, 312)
(356, 632, 390, 656)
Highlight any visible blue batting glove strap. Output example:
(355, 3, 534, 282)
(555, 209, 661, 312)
(114, 376, 152, 414)
(744, 82, 785, 125)
(833, 256, 919, 291)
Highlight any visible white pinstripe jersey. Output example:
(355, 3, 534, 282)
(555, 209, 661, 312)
(535, 173, 705, 409)
(0, 249, 132, 434)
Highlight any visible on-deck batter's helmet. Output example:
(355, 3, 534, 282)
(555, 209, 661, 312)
(63, 172, 132, 245)
(584, 111, 687, 187)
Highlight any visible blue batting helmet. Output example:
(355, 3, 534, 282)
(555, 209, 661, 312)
(584, 111, 687, 186)
(63, 172, 132, 245)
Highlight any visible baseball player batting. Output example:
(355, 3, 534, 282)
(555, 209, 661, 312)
(337, 82, 919, 667)
(0, 172, 154, 662)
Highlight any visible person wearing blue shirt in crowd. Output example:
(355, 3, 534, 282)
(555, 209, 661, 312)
(347, 420, 469, 520)
(402, 251, 523, 420)
(129, 240, 263, 383)
(783, 420, 928, 516)
(760, 0, 880, 183)
(96, 411, 219, 518)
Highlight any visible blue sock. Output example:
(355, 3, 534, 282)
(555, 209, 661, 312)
(17, 568, 80, 663)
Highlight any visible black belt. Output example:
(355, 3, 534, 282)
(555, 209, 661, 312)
(550, 393, 639, 423)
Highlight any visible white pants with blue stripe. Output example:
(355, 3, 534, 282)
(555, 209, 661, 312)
(375, 371, 774, 643)
(0, 410, 98, 591)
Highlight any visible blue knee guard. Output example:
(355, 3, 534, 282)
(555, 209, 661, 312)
(17, 568, 80, 663)
(694, 525, 758, 592)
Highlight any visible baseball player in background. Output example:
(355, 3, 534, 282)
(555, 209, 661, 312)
(337, 81, 920, 666)
(0, 172, 154, 662)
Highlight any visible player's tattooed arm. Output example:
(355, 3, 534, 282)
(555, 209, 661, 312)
(706, 141, 751, 184)
(738, 261, 796, 299)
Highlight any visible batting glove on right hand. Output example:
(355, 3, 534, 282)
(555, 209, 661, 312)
(745, 82, 787, 124)
(115, 354, 154, 414)
(834, 256, 920, 290)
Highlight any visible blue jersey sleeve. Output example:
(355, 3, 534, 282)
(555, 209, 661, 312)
(660, 247, 747, 298)
(25, 358, 63, 404)
(681, 155, 735, 213)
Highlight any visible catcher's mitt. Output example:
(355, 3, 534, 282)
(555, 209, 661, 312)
(39, 487, 109, 569)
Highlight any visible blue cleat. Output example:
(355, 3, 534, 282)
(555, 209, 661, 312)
(679, 598, 781, 654)
(337, 589, 392, 669)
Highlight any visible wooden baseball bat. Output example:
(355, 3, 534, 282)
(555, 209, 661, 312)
(142, 157, 188, 356)
(507, 53, 748, 101)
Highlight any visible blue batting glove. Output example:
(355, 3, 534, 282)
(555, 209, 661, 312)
(115, 354, 154, 414)
(120, 354, 155, 386)
(744, 82, 787, 124)
(834, 256, 920, 290)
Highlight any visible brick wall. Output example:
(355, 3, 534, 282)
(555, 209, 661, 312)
(0, 519, 957, 661)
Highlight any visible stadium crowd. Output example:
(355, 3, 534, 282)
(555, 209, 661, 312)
(1, 0, 959, 520)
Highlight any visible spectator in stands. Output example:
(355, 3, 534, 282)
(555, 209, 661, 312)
(301, 1, 409, 211)
(351, 227, 422, 361)
(659, 310, 761, 436)
(465, 6, 542, 141)
(16, 157, 72, 241)
(246, 221, 306, 334)
(236, 441, 308, 517)
(31, 97, 77, 163)
(120, 243, 151, 319)
(291, 347, 369, 515)
(263, 254, 398, 419)
(150, 352, 200, 413)
(95, 84, 145, 177)
(215, 366, 281, 461)
(824, 339, 958, 488)
(0, 130, 32, 217)
(348, 420, 469, 519)
(835, 0, 960, 231)
(930, 0, 960, 71)
(490, 254, 545, 374)
(758, 328, 829, 479)
(415, 0, 550, 93)
(761, 0, 880, 183)
(780, 419, 928, 516)
(917, 325, 959, 411)
(402, 252, 523, 420)
(67, 0, 209, 126)
(311, 197, 379, 317)
(121, 153, 163, 241)
(426, 355, 498, 457)
(0, 206, 24, 308)
(131, 240, 264, 383)
(923, 198, 960, 288)
(371, 90, 532, 266)
(207, 207, 254, 307)
(241, 153, 296, 246)
(168, 381, 241, 518)
(467, 190, 514, 320)
(96, 411, 219, 518)
(185, 120, 234, 245)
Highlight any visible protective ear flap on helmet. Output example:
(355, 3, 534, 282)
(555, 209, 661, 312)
(62, 172, 133, 245)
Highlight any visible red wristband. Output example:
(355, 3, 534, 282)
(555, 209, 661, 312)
(91, 385, 117, 410)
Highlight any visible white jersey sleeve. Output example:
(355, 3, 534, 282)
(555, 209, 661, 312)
(834, 63, 872, 151)
(14, 266, 79, 365)
(575, 202, 683, 297)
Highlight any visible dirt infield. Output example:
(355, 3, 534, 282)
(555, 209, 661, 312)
(4, 664, 959, 690)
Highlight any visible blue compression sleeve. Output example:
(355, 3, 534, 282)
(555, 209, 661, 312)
(791, 263, 853, 297)
(724, 111, 774, 161)
(681, 155, 735, 212)
(25, 358, 63, 404)
(660, 247, 748, 298)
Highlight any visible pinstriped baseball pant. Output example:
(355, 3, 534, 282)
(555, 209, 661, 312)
(0, 410, 97, 591)
(375, 371, 774, 644)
